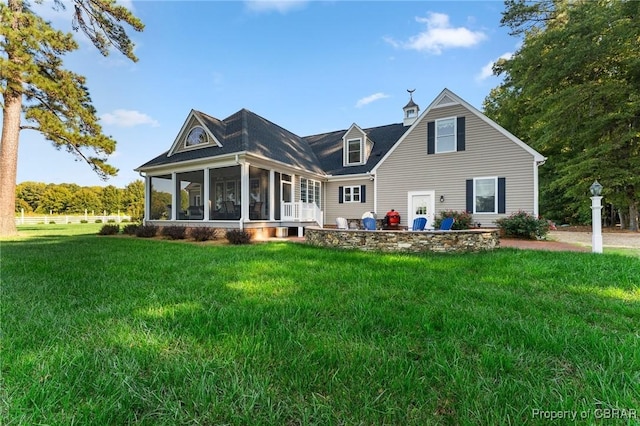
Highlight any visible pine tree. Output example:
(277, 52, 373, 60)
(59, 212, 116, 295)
(0, 0, 144, 236)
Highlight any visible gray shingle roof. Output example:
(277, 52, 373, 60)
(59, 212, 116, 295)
(304, 123, 408, 175)
(137, 109, 408, 177)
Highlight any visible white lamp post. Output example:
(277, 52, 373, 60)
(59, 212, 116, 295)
(590, 180, 603, 254)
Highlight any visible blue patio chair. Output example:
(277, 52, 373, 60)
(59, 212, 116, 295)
(412, 217, 427, 231)
(363, 217, 376, 230)
(439, 216, 455, 231)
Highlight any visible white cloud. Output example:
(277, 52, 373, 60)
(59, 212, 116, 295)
(101, 109, 159, 127)
(244, 0, 308, 14)
(356, 93, 390, 108)
(386, 12, 487, 55)
(476, 52, 513, 81)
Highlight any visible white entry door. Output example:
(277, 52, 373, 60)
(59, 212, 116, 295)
(408, 191, 435, 229)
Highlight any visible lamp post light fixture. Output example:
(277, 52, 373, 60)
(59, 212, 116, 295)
(590, 180, 603, 253)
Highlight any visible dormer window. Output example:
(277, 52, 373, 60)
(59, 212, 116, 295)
(346, 138, 363, 165)
(185, 126, 208, 147)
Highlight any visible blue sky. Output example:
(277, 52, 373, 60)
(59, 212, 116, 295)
(15, 0, 519, 188)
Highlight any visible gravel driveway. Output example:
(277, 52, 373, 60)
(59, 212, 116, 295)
(550, 231, 640, 249)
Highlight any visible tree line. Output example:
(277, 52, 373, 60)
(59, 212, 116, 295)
(15, 180, 144, 221)
(484, 0, 639, 231)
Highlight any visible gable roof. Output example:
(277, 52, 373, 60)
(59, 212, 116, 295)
(137, 88, 544, 177)
(137, 109, 325, 174)
(370, 88, 545, 173)
(304, 123, 408, 176)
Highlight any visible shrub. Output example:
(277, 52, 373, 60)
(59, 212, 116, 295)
(107, 219, 116, 223)
(135, 225, 158, 238)
(48, 221, 56, 225)
(80, 219, 88, 224)
(225, 229, 251, 245)
(95, 219, 102, 224)
(433, 210, 473, 230)
(162, 226, 187, 240)
(121, 218, 130, 223)
(122, 223, 140, 235)
(190, 227, 216, 242)
(98, 224, 120, 235)
(496, 211, 550, 240)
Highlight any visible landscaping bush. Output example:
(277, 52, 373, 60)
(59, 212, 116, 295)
(135, 225, 158, 238)
(433, 210, 473, 230)
(190, 227, 216, 242)
(496, 210, 550, 240)
(98, 224, 120, 235)
(107, 219, 116, 223)
(94, 219, 102, 224)
(80, 219, 88, 224)
(162, 226, 187, 240)
(48, 221, 56, 225)
(122, 223, 140, 235)
(225, 229, 251, 245)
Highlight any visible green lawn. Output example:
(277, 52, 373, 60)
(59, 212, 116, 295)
(2, 225, 639, 425)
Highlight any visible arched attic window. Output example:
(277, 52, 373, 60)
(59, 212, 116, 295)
(185, 126, 208, 147)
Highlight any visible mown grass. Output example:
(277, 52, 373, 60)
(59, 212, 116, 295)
(1, 225, 639, 425)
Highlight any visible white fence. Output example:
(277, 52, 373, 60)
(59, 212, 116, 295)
(15, 213, 131, 225)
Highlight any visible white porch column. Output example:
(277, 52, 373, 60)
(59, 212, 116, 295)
(269, 169, 275, 221)
(171, 172, 177, 220)
(240, 162, 250, 221)
(203, 168, 210, 221)
(144, 175, 151, 222)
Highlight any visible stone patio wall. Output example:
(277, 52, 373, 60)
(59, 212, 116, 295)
(305, 227, 500, 253)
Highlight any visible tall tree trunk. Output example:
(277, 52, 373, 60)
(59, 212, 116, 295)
(0, 93, 22, 237)
(618, 208, 629, 230)
(629, 202, 639, 232)
(0, 94, 21, 236)
(0, 0, 23, 236)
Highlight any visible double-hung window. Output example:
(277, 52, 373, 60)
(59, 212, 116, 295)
(300, 178, 321, 206)
(343, 186, 361, 203)
(436, 118, 456, 153)
(474, 177, 497, 213)
(346, 139, 362, 165)
(466, 177, 505, 214)
(428, 117, 465, 154)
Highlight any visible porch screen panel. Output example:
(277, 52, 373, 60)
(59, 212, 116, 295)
(209, 166, 241, 220)
(177, 170, 204, 220)
(249, 166, 270, 220)
(149, 175, 172, 220)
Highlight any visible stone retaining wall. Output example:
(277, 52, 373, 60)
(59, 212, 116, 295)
(305, 227, 500, 253)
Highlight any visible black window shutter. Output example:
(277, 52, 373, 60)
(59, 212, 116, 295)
(360, 185, 366, 203)
(498, 178, 506, 213)
(427, 121, 435, 154)
(466, 179, 473, 212)
(338, 186, 344, 204)
(457, 117, 466, 152)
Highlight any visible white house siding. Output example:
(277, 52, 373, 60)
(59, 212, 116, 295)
(325, 178, 374, 226)
(376, 104, 537, 227)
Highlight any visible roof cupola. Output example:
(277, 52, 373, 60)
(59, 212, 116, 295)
(403, 89, 420, 126)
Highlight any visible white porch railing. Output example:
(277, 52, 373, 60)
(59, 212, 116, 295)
(282, 201, 323, 226)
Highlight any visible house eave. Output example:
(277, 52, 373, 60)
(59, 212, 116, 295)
(326, 172, 373, 182)
(135, 151, 247, 174)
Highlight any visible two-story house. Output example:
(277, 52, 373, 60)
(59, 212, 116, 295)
(135, 88, 545, 237)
